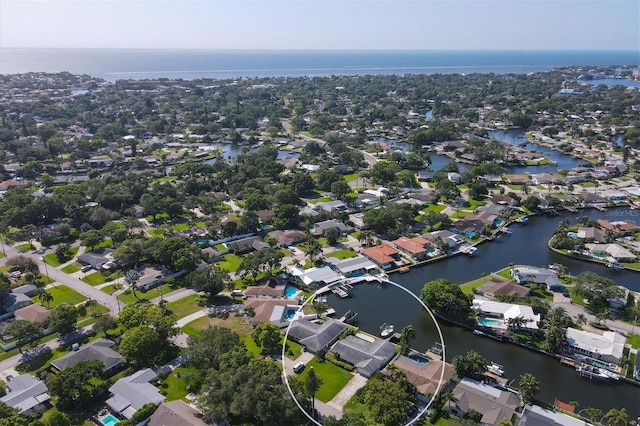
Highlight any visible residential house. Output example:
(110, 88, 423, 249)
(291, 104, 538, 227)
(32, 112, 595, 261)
(106, 368, 166, 420)
(477, 277, 531, 299)
(450, 378, 521, 426)
(579, 192, 606, 206)
(314, 200, 348, 213)
(566, 328, 625, 364)
(136, 267, 165, 291)
(51, 338, 125, 373)
(327, 255, 378, 277)
(0, 179, 30, 192)
(584, 243, 636, 262)
(242, 298, 293, 326)
(2, 292, 33, 319)
(596, 219, 639, 236)
(417, 170, 436, 182)
(0, 374, 50, 414)
(393, 236, 432, 260)
(77, 248, 114, 269)
(330, 335, 396, 378)
(453, 218, 484, 236)
(423, 230, 464, 250)
(287, 319, 348, 354)
(487, 195, 518, 207)
(472, 299, 540, 330)
(600, 190, 628, 203)
(289, 266, 343, 287)
(226, 236, 269, 254)
(505, 175, 531, 186)
(11, 284, 38, 297)
(520, 404, 588, 426)
(478, 175, 503, 186)
(510, 266, 561, 290)
(387, 355, 454, 397)
(299, 206, 319, 217)
(408, 190, 439, 204)
(243, 277, 288, 299)
(256, 210, 276, 225)
(14, 304, 50, 325)
(148, 400, 209, 426)
(267, 230, 307, 246)
(531, 173, 556, 185)
(361, 245, 399, 269)
(310, 219, 348, 236)
(447, 172, 461, 184)
(576, 227, 606, 243)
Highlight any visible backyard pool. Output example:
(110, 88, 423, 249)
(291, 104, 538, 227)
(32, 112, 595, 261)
(478, 318, 503, 327)
(285, 307, 300, 320)
(285, 286, 298, 298)
(567, 232, 578, 239)
(408, 353, 431, 364)
(100, 414, 120, 426)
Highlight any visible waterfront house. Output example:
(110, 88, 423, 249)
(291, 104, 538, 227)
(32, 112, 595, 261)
(361, 245, 399, 269)
(51, 338, 124, 373)
(487, 195, 518, 207)
(510, 266, 561, 289)
(423, 230, 464, 250)
(449, 378, 521, 426)
(330, 335, 396, 378)
(0, 374, 50, 414)
(584, 243, 636, 262)
(596, 219, 639, 236)
(148, 401, 209, 426)
(576, 227, 606, 243)
(289, 266, 343, 287)
(453, 219, 484, 236)
(566, 328, 625, 364)
(531, 173, 557, 185)
(310, 219, 348, 236)
(520, 404, 587, 426)
(327, 255, 378, 277)
(387, 355, 454, 398)
(243, 276, 287, 299)
(106, 368, 165, 420)
(287, 319, 348, 353)
(392, 236, 432, 260)
(579, 192, 606, 207)
(477, 277, 530, 299)
(472, 299, 540, 330)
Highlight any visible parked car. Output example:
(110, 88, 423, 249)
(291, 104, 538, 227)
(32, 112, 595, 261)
(81, 265, 93, 273)
(293, 362, 305, 373)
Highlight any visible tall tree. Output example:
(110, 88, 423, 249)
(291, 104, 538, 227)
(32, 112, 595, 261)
(305, 366, 323, 420)
(398, 325, 416, 356)
(251, 322, 282, 355)
(186, 326, 244, 371)
(4, 320, 42, 353)
(47, 360, 104, 410)
(517, 372, 540, 405)
(49, 304, 78, 335)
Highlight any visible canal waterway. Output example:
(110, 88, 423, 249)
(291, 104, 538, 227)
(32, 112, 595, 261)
(325, 206, 640, 415)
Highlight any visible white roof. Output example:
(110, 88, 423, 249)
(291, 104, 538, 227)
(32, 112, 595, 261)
(566, 328, 625, 360)
(290, 266, 343, 286)
(0, 374, 49, 413)
(327, 256, 377, 274)
(473, 299, 540, 329)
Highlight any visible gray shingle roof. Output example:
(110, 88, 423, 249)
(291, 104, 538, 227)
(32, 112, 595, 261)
(51, 338, 124, 372)
(106, 368, 165, 419)
(331, 335, 396, 377)
(287, 319, 348, 353)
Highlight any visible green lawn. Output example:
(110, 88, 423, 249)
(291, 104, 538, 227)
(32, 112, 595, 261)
(242, 335, 262, 357)
(423, 204, 447, 213)
(170, 223, 190, 231)
(93, 238, 114, 249)
(162, 366, 200, 401)
(61, 262, 82, 274)
(628, 334, 640, 349)
(100, 284, 120, 295)
(182, 316, 210, 337)
(459, 275, 492, 295)
(117, 283, 174, 304)
(217, 254, 243, 272)
(324, 249, 357, 260)
(15, 243, 35, 252)
(309, 197, 331, 204)
(81, 271, 117, 286)
(147, 228, 166, 238)
(33, 285, 87, 307)
(43, 247, 80, 266)
(297, 358, 354, 402)
(165, 294, 206, 319)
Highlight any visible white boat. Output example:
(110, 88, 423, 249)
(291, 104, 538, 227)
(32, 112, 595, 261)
(380, 323, 394, 338)
(460, 245, 478, 256)
(577, 365, 610, 380)
(487, 361, 505, 376)
(607, 262, 624, 270)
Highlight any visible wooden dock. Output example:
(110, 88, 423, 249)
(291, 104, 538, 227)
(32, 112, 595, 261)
(560, 356, 580, 368)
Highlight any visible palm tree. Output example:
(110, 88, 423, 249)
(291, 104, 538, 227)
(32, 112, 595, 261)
(439, 390, 458, 412)
(517, 372, 540, 405)
(575, 313, 587, 328)
(125, 270, 141, 300)
(596, 308, 610, 326)
(604, 407, 630, 426)
(304, 238, 323, 265)
(37, 288, 53, 307)
(398, 325, 416, 356)
(25, 259, 40, 278)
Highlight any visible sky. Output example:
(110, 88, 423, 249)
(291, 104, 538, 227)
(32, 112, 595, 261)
(0, 0, 638, 51)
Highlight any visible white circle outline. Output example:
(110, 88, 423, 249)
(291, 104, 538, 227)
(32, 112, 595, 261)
(281, 277, 447, 426)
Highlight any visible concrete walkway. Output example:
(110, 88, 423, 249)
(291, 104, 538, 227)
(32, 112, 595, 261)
(325, 373, 368, 412)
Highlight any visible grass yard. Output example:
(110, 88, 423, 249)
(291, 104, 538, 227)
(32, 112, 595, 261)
(459, 275, 492, 295)
(93, 238, 114, 249)
(309, 197, 331, 204)
(43, 247, 80, 266)
(61, 262, 82, 274)
(162, 366, 200, 401)
(628, 334, 640, 349)
(147, 228, 166, 238)
(242, 335, 262, 357)
(297, 358, 354, 402)
(15, 243, 35, 252)
(34, 285, 87, 307)
(182, 313, 253, 338)
(324, 249, 357, 260)
(217, 253, 243, 273)
(423, 204, 447, 213)
(166, 294, 206, 319)
(100, 284, 121, 295)
(81, 271, 117, 286)
(170, 223, 190, 231)
(117, 283, 174, 304)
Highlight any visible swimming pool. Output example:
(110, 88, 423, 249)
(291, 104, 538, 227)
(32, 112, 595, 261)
(478, 318, 503, 327)
(101, 414, 120, 426)
(285, 286, 298, 298)
(408, 353, 431, 364)
(567, 232, 578, 239)
(285, 308, 299, 320)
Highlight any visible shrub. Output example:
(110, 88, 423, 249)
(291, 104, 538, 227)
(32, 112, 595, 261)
(325, 351, 354, 371)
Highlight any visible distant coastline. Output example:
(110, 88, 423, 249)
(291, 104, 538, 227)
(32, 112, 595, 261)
(1, 48, 638, 82)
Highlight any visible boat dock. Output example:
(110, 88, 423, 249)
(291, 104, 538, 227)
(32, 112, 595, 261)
(560, 356, 580, 368)
(594, 205, 608, 212)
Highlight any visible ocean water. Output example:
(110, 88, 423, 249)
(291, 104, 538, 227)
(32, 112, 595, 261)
(1, 49, 638, 81)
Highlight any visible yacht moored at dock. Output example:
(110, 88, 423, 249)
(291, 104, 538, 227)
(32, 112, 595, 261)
(380, 323, 394, 338)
